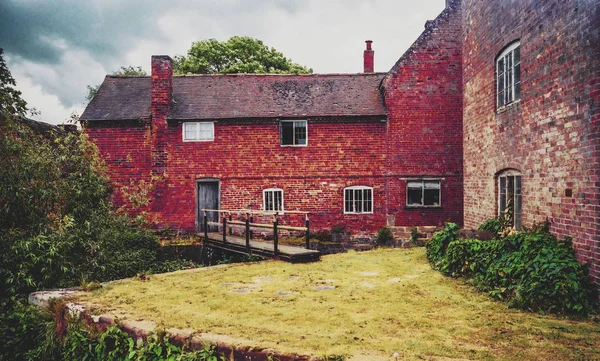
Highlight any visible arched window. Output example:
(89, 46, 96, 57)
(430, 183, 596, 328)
(497, 169, 522, 230)
(344, 186, 373, 214)
(263, 188, 284, 213)
(496, 41, 521, 108)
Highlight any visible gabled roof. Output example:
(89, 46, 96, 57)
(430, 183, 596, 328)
(80, 73, 388, 121)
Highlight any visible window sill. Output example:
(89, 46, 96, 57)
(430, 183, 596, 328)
(280, 144, 308, 147)
(496, 99, 520, 114)
(404, 206, 443, 210)
(343, 212, 374, 215)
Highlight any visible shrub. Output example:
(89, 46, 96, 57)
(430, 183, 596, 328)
(427, 223, 599, 315)
(426, 223, 459, 268)
(376, 226, 394, 246)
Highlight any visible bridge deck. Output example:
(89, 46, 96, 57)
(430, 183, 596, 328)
(204, 233, 321, 263)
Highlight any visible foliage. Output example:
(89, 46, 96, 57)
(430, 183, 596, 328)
(313, 229, 332, 243)
(0, 48, 28, 118)
(478, 216, 511, 238)
(174, 36, 312, 75)
(427, 224, 598, 314)
(86, 65, 147, 102)
(375, 226, 393, 246)
(425, 222, 459, 267)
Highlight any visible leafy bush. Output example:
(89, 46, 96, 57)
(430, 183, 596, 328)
(427, 224, 598, 314)
(426, 222, 459, 267)
(376, 226, 394, 246)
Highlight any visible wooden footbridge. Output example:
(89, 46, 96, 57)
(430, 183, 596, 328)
(201, 209, 320, 263)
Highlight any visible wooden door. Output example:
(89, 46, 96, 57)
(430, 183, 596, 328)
(197, 180, 219, 232)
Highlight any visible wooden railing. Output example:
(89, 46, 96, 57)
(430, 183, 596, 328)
(201, 209, 310, 257)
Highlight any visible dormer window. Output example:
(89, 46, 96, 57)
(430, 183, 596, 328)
(496, 41, 521, 108)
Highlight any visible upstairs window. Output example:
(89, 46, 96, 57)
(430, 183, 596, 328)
(498, 170, 522, 230)
(497, 41, 521, 108)
(407, 180, 441, 207)
(263, 188, 284, 213)
(344, 186, 373, 214)
(280, 120, 307, 146)
(183, 122, 214, 141)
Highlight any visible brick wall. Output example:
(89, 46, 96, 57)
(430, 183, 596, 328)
(462, 0, 600, 287)
(383, 0, 464, 228)
(159, 118, 388, 232)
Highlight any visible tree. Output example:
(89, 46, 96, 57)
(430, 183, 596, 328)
(86, 65, 147, 102)
(0, 48, 27, 119)
(174, 36, 312, 75)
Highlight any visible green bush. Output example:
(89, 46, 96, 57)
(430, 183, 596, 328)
(427, 223, 598, 315)
(426, 222, 459, 267)
(376, 226, 394, 246)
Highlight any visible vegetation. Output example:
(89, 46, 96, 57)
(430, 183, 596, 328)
(73, 249, 600, 360)
(427, 222, 598, 314)
(174, 36, 312, 75)
(375, 226, 393, 246)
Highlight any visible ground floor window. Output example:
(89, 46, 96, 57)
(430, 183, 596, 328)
(263, 188, 284, 213)
(407, 180, 441, 207)
(344, 186, 373, 214)
(498, 171, 522, 230)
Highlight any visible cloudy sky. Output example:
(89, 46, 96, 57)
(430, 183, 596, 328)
(1, 0, 446, 125)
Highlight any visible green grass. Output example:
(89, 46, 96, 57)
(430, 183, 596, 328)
(73, 248, 600, 360)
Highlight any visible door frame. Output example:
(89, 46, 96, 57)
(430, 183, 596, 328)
(196, 178, 220, 232)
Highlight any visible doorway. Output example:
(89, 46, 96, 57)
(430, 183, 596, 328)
(197, 179, 219, 232)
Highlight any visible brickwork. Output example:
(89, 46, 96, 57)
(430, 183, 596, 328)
(462, 0, 600, 286)
(383, 0, 464, 228)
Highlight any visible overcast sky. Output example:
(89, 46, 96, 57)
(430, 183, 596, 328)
(1, 0, 446, 125)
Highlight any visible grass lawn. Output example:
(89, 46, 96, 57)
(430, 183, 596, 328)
(73, 248, 600, 360)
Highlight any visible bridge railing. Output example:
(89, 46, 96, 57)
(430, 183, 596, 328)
(200, 209, 310, 256)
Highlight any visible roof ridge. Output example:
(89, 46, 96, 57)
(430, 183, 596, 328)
(105, 72, 388, 79)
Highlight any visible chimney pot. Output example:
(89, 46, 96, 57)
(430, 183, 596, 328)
(363, 40, 374, 73)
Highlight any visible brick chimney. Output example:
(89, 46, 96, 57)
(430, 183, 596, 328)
(363, 40, 374, 73)
(150, 55, 172, 208)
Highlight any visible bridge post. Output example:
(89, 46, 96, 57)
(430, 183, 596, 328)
(273, 215, 278, 257)
(305, 217, 310, 249)
(203, 211, 208, 240)
(245, 213, 250, 251)
(250, 215, 254, 239)
(222, 215, 227, 244)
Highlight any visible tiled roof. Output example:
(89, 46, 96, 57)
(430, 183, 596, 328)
(81, 73, 388, 121)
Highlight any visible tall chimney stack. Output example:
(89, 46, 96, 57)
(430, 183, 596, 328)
(363, 40, 374, 73)
(150, 55, 172, 209)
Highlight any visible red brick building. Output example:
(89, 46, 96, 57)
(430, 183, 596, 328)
(461, 0, 600, 287)
(82, 0, 599, 289)
(82, 2, 463, 238)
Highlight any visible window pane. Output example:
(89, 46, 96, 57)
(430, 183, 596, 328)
(275, 190, 283, 212)
(345, 189, 353, 213)
(197, 123, 213, 140)
(507, 62, 513, 102)
(281, 122, 294, 145)
(407, 186, 423, 206)
(424, 189, 440, 206)
(514, 46, 520, 65)
(184, 123, 197, 140)
(355, 189, 363, 213)
(515, 64, 521, 100)
(364, 189, 372, 212)
(294, 121, 307, 145)
(499, 176, 507, 214)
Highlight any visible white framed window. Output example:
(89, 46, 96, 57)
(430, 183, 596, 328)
(280, 120, 307, 146)
(344, 186, 373, 214)
(406, 180, 441, 207)
(498, 170, 522, 230)
(183, 122, 214, 142)
(496, 41, 521, 108)
(263, 188, 284, 213)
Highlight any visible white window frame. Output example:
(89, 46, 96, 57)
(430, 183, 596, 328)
(496, 41, 521, 109)
(182, 122, 214, 142)
(406, 179, 442, 207)
(497, 170, 522, 230)
(343, 186, 373, 214)
(280, 120, 308, 147)
(263, 188, 284, 213)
